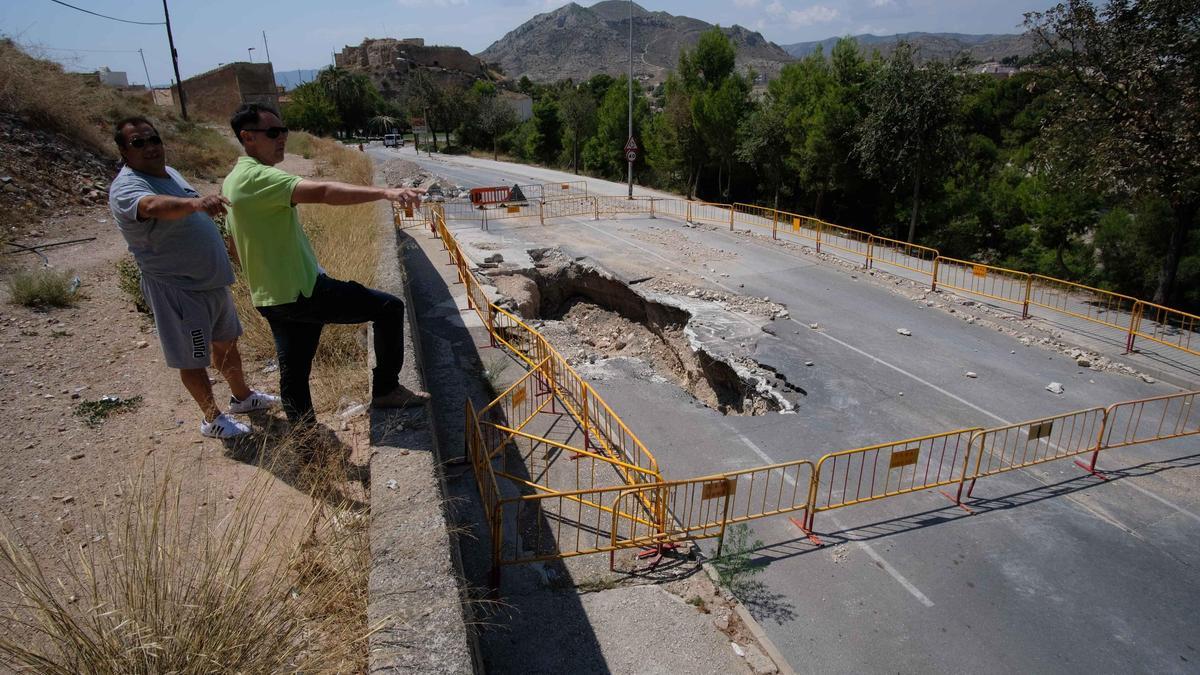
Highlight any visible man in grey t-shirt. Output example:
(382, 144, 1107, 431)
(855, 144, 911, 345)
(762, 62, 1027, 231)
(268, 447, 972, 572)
(108, 116, 278, 439)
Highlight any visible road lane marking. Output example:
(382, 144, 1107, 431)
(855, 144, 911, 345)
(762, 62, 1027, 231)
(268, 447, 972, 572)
(719, 420, 936, 608)
(569, 216, 1200, 528)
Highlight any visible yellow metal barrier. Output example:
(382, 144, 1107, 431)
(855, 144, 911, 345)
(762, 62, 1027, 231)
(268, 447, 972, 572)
(1028, 276, 1139, 334)
(690, 201, 735, 228)
(867, 234, 940, 277)
(1129, 301, 1200, 356)
(818, 221, 872, 265)
(1101, 390, 1198, 450)
(809, 429, 980, 530)
(934, 256, 1033, 316)
(733, 203, 780, 237)
(963, 407, 1107, 502)
(595, 195, 656, 218)
(541, 195, 598, 222)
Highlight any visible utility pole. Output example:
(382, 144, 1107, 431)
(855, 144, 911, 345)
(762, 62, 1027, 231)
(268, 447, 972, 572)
(137, 48, 153, 89)
(628, 0, 638, 198)
(248, 47, 255, 63)
(262, 31, 272, 64)
(162, 0, 186, 119)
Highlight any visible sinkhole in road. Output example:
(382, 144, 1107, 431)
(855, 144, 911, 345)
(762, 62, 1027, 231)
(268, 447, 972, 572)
(487, 249, 805, 415)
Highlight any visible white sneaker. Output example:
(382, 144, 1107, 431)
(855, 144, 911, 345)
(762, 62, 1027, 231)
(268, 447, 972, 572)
(228, 390, 281, 414)
(200, 413, 252, 439)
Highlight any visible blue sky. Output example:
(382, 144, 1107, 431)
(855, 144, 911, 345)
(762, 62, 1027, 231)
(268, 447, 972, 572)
(3, 0, 1059, 86)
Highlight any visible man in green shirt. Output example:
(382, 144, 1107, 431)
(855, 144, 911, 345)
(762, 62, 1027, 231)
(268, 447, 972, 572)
(223, 103, 428, 426)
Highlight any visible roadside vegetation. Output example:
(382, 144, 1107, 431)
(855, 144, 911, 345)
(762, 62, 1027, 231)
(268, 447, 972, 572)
(0, 38, 236, 180)
(281, 0, 1197, 312)
(6, 267, 77, 308)
(0, 465, 370, 673)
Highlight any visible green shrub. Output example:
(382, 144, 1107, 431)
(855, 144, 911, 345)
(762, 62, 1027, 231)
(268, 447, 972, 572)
(116, 256, 150, 314)
(6, 267, 77, 308)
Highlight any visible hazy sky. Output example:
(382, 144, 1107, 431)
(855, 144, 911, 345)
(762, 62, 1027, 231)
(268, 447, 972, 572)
(3, 0, 1060, 86)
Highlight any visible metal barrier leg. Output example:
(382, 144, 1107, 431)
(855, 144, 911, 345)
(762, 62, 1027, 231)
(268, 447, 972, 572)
(1073, 450, 1110, 480)
(788, 514, 824, 547)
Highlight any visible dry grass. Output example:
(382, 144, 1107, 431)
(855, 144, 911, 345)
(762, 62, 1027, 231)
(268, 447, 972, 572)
(0, 39, 236, 180)
(0, 443, 373, 673)
(6, 266, 77, 308)
(234, 134, 380, 412)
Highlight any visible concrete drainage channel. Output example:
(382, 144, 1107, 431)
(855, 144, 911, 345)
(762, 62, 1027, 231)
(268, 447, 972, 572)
(485, 248, 805, 416)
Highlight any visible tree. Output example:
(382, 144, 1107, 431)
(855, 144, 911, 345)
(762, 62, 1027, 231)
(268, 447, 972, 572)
(405, 70, 443, 151)
(583, 76, 648, 179)
(476, 91, 517, 160)
(525, 97, 563, 164)
(854, 43, 962, 242)
(283, 82, 341, 136)
(1026, 0, 1200, 303)
(559, 86, 596, 174)
(736, 93, 789, 210)
(316, 68, 380, 136)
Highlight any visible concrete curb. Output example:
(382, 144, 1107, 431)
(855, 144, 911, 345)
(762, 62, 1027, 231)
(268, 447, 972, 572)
(366, 200, 479, 673)
(699, 561, 796, 675)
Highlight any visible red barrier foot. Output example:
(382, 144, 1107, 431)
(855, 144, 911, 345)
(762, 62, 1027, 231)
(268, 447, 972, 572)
(635, 542, 681, 570)
(938, 490, 975, 515)
(1073, 460, 1111, 480)
(788, 517, 824, 547)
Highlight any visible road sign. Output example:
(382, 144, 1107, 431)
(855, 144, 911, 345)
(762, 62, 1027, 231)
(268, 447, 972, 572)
(625, 149, 638, 163)
(624, 136, 638, 153)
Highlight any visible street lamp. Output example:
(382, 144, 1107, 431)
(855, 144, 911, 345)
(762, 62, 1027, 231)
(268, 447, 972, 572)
(248, 47, 256, 63)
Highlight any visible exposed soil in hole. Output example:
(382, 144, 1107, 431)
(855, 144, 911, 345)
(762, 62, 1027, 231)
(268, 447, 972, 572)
(488, 249, 794, 415)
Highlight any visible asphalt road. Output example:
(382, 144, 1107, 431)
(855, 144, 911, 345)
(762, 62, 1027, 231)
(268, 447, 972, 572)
(376, 144, 1200, 674)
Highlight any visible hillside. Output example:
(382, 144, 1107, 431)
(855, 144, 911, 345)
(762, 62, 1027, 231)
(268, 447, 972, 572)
(783, 32, 1038, 63)
(477, 0, 793, 84)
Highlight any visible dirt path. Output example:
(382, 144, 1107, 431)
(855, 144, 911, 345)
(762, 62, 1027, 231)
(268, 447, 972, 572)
(0, 155, 369, 664)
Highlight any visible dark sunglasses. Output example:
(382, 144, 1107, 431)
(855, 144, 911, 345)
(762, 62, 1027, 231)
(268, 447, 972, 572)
(244, 126, 290, 139)
(127, 135, 163, 149)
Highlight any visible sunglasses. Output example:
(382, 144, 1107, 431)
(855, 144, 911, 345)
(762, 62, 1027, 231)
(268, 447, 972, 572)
(244, 126, 290, 139)
(127, 135, 163, 149)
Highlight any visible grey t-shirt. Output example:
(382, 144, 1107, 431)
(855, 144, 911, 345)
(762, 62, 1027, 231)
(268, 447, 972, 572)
(108, 165, 235, 290)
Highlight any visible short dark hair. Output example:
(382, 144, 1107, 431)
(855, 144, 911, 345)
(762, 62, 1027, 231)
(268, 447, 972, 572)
(113, 116, 157, 148)
(230, 103, 280, 145)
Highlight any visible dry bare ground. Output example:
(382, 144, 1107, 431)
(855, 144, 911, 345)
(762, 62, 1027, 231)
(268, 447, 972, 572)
(0, 139, 379, 672)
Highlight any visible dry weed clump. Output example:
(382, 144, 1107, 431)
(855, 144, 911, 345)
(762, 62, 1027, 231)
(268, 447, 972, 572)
(234, 135, 380, 412)
(0, 452, 373, 674)
(6, 266, 77, 308)
(0, 39, 236, 179)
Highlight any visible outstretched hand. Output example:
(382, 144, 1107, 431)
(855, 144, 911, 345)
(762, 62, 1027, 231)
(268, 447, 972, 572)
(192, 194, 231, 217)
(384, 186, 425, 209)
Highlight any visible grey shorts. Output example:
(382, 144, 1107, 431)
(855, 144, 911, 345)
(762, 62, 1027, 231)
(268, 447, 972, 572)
(141, 275, 243, 369)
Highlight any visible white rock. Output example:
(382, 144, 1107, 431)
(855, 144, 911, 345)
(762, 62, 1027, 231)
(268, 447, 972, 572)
(805, 361, 814, 366)
(809, 323, 819, 330)
(339, 403, 367, 419)
(965, 371, 977, 378)
(1139, 374, 1157, 384)
(731, 643, 746, 658)
(385, 479, 398, 490)
(1046, 382, 1065, 395)
(896, 328, 912, 336)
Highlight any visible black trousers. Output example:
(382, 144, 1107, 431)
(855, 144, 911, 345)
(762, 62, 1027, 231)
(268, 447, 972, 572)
(258, 274, 404, 423)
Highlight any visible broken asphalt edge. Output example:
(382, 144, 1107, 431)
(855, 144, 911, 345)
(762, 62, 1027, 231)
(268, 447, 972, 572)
(366, 199, 482, 674)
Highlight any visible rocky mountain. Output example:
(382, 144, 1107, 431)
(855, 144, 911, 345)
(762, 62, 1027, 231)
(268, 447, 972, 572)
(782, 32, 1038, 63)
(477, 1, 794, 84)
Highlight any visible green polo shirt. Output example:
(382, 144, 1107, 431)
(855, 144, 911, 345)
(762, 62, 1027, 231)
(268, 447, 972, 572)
(222, 156, 319, 307)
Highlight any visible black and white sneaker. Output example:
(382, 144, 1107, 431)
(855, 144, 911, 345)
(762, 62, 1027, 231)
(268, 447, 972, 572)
(228, 391, 281, 414)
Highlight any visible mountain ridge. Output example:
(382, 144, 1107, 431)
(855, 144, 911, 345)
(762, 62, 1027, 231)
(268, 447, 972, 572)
(476, 1, 794, 84)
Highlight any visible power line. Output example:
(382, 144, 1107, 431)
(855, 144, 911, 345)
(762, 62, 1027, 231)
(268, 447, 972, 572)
(43, 0, 163, 26)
